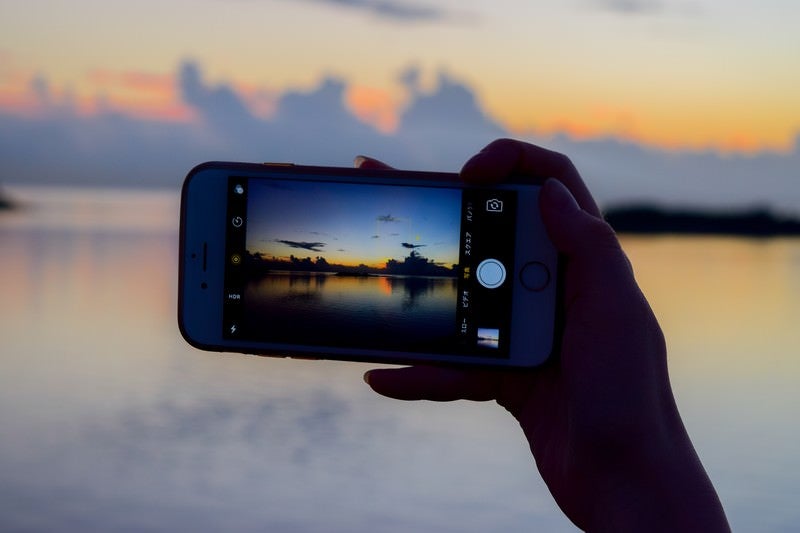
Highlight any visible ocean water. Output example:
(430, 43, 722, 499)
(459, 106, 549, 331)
(1, 186, 798, 532)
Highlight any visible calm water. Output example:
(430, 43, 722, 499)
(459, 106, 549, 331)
(243, 273, 457, 350)
(1, 186, 799, 532)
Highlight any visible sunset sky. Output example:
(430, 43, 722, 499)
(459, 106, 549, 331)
(2, 0, 798, 152)
(246, 179, 461, 267)
(1, 0, 799, 213)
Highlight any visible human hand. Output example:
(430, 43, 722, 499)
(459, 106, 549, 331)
(358, 139, 729, 532)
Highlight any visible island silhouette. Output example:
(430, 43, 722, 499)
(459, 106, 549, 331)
(244, 249, 458, 278)
(605, 205, 800, 237)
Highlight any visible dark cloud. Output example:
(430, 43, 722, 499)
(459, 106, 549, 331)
(587, 0, 663, 14)
(293, 0, 458, 23)
(276, 240, 326, 251)
(376, 214, 398, 222)
(401, 242, 426, 249)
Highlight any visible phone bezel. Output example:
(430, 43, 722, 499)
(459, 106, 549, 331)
(178, 162, 558, 368)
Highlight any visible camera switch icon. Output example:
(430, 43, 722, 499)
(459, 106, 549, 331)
(486, 198, 503, 213)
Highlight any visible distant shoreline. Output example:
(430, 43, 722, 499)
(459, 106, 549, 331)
(0, 187, 16, 210)
(2, 185, 798, 238)
(605, 206, 800, 237)
(245, 249, 458, 278)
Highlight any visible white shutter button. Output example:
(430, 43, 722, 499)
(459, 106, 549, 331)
(476, 259, 506, 289)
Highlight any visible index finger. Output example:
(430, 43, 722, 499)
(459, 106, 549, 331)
(461, 138, 601, 217)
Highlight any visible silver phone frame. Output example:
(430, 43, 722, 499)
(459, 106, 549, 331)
(179, 162, 558, 368)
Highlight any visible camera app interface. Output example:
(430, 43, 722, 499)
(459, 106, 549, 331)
(223, 176, 517, 358)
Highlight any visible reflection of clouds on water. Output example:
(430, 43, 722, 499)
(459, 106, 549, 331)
(45, 374, 432, 532)
(8, 199, 798, 533)
(3, 211, 800, 531)
(242, 274, 456, 349)
(0, 222, 520, 531)
(106, 387, 356, 467)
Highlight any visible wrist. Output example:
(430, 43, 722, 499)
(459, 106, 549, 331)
(587, 424, 729, 533)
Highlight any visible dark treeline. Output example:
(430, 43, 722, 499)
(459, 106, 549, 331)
(0, 186, 16, 210)
(605, 206, 800, 237)
(246, 249, 457, 277)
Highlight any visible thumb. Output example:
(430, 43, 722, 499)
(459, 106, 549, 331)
(540, 179, 632, 281)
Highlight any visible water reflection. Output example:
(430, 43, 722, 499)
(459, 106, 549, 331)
(1, 188, 799, 532)
(243, 273, 457, 350)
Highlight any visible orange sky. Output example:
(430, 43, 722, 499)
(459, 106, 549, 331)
(1, 0, 798, 153)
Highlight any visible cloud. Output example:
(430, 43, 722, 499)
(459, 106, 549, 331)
(376, 214, 398, 222)
(276, 240, 326, 252)
(292, 0, 460, 23)
(30, 75, 51, 104)
(539, 132, 800, 213)
(179, 61, 259, 134)
(1, 59, 799, 214)
(586, 0, 664, 14)
(401, 242, 426, 249)
(398, 65, 422, 94)
(393, 69, 507, 168)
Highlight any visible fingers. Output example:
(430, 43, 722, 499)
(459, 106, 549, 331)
(364, 366, 502, 402)
(461, 138, 601, 217)
(354, 155, 394, 170)
(540, 178, 633, 290)
(539, 180, 616, 258)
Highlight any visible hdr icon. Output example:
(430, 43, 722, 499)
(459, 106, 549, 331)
(226, 291, 242, 301)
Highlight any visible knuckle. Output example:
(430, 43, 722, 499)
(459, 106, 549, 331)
(549, 151, 577, 177)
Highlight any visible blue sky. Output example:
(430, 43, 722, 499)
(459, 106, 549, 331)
(246, 178, 461, 267)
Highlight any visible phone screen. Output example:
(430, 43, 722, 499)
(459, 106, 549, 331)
(221, 176, 518, 358)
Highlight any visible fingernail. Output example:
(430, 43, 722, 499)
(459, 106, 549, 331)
(353, 155, 367, 168)
(363, 371, 372, 385)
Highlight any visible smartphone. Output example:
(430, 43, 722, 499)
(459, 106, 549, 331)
(179, 162, 558, 368)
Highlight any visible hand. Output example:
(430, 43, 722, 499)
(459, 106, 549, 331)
(358, 139, 729, 532)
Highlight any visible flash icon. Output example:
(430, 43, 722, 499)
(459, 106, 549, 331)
(230, 324, 238, 334)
